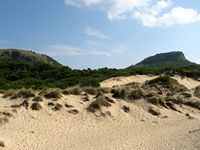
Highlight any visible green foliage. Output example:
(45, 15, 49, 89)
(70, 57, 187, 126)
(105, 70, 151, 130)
(148, 75, 174, 85)
(0, 49, 200, 90)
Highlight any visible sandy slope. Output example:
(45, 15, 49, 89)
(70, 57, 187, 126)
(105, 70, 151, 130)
(100, 75, 158, 88)
(0, 93, 200, 150)
(0, 75, 200, 150)
(100, 75, 200, 89)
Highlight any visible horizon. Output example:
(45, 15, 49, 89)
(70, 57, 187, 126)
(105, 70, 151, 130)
(1, 0, 200, 69)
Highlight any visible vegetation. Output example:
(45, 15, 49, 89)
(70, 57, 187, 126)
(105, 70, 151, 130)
(87, 95, 111, 112)
(131, 51, 195, 68)
(1, 49, 200, 90)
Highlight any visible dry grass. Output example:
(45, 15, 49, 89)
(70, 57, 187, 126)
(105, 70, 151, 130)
(112, 88, 127, 99)
(184, 100, 200, 110)
(82, 87, 98, 95)
(194, 86, 200, 98)
(87, 95, 111, 113)
(127, 89, 144, 101)
(32, 96, 43, 102)
(3, 89, 35, 99)
(0, 140, 5, 147)
(0, 117, 9, 125)
(44, 90, 61, 99)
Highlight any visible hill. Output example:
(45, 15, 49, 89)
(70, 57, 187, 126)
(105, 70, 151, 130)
(130, 51, 195, 68)
(0, 49, 200, 90)
(0, 48, 62, 67)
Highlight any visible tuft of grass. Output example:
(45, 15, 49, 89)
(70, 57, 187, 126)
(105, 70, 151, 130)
(32, 96, 43, 102)
(194, 86, 200, 98)
(184, 100, 200, 110)
(99, 88, 111, 94)
(64, 88, 83, 95)
(127, 89, 144, 101)
(87, 95, 111, 112)
(148, 107, 161, 116)
(44, 90, 61, 99)
(82, 87, 98, 95)
(2, 90, 16, 98)
(147, 96, 161, 106)
(144, 75, 188, 94)
(0, 140, 5, 147)
(0, 112, 14, 118)
(3, 89, 35, 99)
(112, 88, 127, 99)
(0, 117, 9, 125)
(181, 92, 192, 98)
(148, 75, 174, 85)
(31, 102, 42, 111)
(17, 90, 35, 98)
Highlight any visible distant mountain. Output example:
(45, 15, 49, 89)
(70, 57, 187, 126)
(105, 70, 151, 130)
(0, 48, 62, 66)
(129, 51, 195, 68)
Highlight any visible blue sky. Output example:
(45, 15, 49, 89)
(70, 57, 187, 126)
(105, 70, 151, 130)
(0, 0, 200, 69)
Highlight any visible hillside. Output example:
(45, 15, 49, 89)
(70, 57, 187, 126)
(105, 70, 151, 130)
(0, 49, 200, 90)
(130, 51, 195, 68)
(0, 48, 62, 67)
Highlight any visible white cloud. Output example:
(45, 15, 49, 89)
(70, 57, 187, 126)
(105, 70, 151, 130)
(48, 45, 83, 56)
(135, 7, 200, 27)
(46, 40, 125, 57)
(47, 44, 112, 57)
(85, 27, 110, 39)
(64, 0, 200, 27)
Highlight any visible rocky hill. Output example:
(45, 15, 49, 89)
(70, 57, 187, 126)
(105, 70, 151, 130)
(0, 48, 62, 66)
(130, 51, 195, 68)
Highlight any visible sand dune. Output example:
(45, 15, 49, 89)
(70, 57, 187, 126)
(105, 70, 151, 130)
(100, 75, 158, 88)
(0, 75, 200, 150)
(100, 75, 200, 89)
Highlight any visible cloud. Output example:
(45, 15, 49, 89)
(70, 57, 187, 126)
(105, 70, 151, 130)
(134, 7, 200, 27)
(46, 40, 125, 57)
(64, 0, 200, 27)
(47, 44, 112, 57)
(85, 27, 110, 39)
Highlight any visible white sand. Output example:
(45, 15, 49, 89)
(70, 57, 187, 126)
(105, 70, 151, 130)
(100, 75, 200, 89)
(0, 75, 200, 149)
(100, 75, 157, 88)
(172, 75, 200, 89)
(0, 94, 200, 150)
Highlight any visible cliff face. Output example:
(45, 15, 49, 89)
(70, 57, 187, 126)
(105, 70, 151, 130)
(130, 51, 194, 68)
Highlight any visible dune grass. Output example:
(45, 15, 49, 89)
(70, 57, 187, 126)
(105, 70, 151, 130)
(87, 95, 111, 113)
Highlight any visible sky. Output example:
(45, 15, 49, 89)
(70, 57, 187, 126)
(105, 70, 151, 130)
(0, 0, 200, 69)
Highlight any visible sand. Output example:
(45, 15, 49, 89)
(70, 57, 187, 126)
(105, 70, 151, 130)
(100, 75, 200, 89)
(100, 75, 157, 88)
(0, 75, 200, 150)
